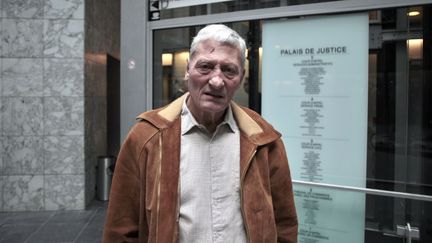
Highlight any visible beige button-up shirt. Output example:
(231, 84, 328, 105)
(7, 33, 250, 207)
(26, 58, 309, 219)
(179, 100, 247, 243)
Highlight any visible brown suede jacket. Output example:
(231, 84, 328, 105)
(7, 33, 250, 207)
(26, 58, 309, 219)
(103, 94, 298, 243)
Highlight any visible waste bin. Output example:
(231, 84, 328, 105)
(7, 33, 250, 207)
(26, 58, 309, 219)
(97, 156, 116, 201)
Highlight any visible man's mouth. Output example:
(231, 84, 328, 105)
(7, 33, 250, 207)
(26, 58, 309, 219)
(204, 92, 224, 98)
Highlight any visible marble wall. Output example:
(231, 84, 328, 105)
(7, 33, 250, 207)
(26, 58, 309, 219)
(0, 0, 85, 211)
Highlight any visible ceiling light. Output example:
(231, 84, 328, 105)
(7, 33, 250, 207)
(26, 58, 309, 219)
(162, 53, 173, 66)
(408, 11, 420, 17)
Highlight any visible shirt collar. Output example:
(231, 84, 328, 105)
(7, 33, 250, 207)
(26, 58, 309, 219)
(181, 96, 238, 135)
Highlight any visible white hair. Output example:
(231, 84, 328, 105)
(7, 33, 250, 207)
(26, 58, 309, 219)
(189, 24, 246, 67)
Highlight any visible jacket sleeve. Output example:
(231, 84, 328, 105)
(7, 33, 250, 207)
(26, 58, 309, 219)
(102, 127, 148, 242)
(269, 138, 298, 243)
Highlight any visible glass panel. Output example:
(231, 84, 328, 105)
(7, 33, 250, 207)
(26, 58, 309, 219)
(365, 6, 432, 242)
(153, 0, 341, 20)
(294, 183, 432, 242)
(367, 6, 432, 194)
(152, 4, 432, 243)
(153, 22, 254, 109)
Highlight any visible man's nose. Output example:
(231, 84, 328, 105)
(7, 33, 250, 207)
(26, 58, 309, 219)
(208, 71, 224, 89)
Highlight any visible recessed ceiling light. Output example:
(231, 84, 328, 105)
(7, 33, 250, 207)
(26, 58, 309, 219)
(408, 11, 420, 17)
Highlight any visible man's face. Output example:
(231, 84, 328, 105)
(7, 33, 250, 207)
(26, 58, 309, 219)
(185, 40, 244, 118)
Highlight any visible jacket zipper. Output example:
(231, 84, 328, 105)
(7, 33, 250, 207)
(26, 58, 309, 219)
(240, 148, 257, 243)
(155, 132, 163, 242)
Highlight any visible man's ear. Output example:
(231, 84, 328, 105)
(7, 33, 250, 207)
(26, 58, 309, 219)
(241, 68, 246, 81)
(184, 59, 190, 80)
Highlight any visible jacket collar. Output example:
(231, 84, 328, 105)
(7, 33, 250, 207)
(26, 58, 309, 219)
(181, 98, 237, 135)
(137, 93, 280, 146)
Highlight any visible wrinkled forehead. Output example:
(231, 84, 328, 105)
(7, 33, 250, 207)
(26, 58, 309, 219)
(190, 39, 243, 64)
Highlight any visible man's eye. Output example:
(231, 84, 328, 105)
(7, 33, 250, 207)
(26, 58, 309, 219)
(222, 66, 238, 77)
(197, 64, 212, 73)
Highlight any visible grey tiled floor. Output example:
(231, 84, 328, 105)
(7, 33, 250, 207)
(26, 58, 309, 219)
(0, 200, 108, 243)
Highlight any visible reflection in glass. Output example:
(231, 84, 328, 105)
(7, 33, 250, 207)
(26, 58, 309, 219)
(366, 5, 432, 243)
(153, 23, 251, 109)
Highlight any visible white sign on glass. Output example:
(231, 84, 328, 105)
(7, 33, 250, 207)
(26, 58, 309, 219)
(262, 13, 369, 243)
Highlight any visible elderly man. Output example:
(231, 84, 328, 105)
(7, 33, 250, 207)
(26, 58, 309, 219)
(103, 24, 298, 243)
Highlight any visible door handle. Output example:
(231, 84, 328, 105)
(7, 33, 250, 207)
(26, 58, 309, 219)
(396, 223, 420, 243)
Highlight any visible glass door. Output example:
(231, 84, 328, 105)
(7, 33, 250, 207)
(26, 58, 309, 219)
(366, 5, 432, 243)
(151, 4, 432, 242)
